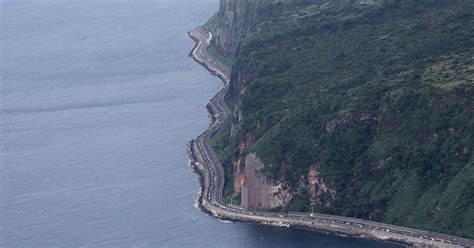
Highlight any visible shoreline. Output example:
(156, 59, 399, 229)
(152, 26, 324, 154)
(186, 26, 473, 248)
(187, 31, 230, 85)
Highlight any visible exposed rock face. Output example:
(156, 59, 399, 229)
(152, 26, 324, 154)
(214, 0, 357, 56)
(308, 165, 336, 207)
(214, 0, 252, 56)
(215, 4, 235, 55)
(232, 159, 245, 193)
(213, 0, 387, 212)
(325, 112, 379, 134)
(213, 0, 388, 64)
(206, 0, 474, 239)
(232, 133, 255, 193)
(241, 153, 292, 210)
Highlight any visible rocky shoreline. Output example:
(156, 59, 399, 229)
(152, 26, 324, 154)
(187, 31, 229, 85)
(186, 27, 473, 248)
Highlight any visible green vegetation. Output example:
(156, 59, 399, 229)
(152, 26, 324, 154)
(209, 0, 473, 238)
(207, 42, 234, 67)
(210, 118, 241, 204)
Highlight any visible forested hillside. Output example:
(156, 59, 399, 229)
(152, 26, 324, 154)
(208, 0, 474, 238)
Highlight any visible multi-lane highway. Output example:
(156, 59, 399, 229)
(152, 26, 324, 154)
(187, 27, 474, 248)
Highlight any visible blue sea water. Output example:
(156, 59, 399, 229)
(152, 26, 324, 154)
(0, 1, 400, 247)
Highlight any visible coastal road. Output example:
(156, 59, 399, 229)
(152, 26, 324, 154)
(188, 27, 474, 248)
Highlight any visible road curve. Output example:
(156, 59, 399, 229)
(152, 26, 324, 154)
(187, 26, 474, 248)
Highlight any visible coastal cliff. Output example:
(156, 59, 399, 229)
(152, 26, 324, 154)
(208, 0, 474, 239)
(188, 25, 474, 248)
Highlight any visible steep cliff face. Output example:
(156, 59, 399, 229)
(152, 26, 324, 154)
(209, 0, 474, 238)
(211, 0, 365, 55)
(307, 165, 336, 207)
(241, 153, 292, 210)
(208, 0, 255, 56)
(213, 0, 389, 212)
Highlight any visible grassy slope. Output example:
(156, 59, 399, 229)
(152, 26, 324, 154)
(212, 0, 474, 238)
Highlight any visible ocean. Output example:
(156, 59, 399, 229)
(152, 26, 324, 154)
(0, 1, 400, 247)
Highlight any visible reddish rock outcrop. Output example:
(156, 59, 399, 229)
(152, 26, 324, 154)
(308, 165, 336, 207)
(241, 153, 292, 210)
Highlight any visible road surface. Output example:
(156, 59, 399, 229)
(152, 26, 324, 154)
(187, 27, 474, 248)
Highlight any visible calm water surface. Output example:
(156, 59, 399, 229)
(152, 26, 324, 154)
(0, 1, 400, 247)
